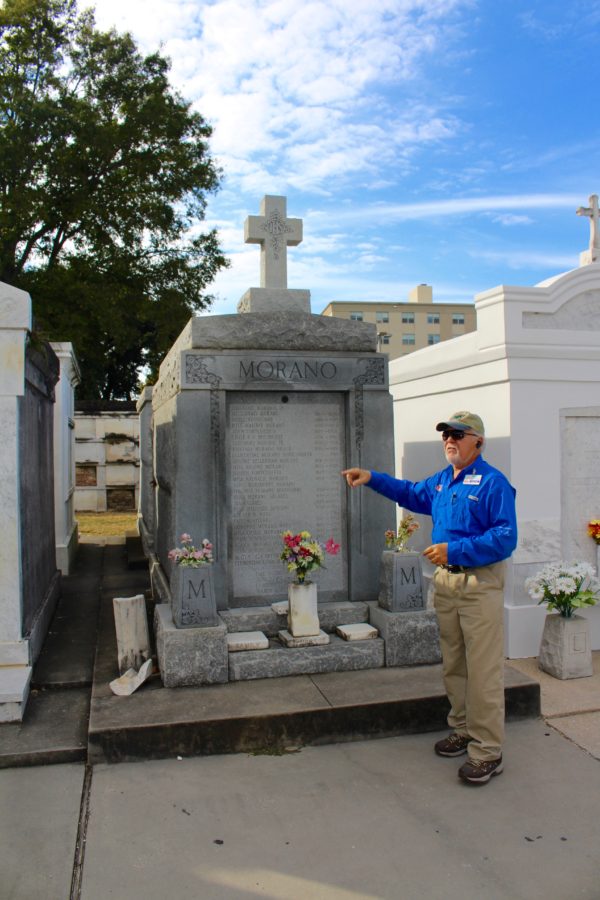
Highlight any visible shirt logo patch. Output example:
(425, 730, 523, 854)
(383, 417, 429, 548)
(468, 494, 479, 502)
(435, 484, 443, 491)
(464, 474, 482, 485)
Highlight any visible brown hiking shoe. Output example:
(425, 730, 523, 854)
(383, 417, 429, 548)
(434, 733, 470, 757)
(458, 756, 503, 785)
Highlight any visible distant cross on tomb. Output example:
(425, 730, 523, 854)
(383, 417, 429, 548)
(245, 196, 303, 289)
(576, 193, 600, 261)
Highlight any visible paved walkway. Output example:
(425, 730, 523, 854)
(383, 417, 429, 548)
(1, 540, 599, 899)
(2, 716, 599, 900)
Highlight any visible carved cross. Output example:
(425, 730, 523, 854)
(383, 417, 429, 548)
(244, 195, 303, 289)
(576, 193, 600, 258)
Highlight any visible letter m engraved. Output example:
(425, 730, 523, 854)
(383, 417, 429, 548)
(399, 566, 416, 585)
(188, 578, 206, 600)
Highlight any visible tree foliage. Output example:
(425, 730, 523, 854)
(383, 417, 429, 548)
(0, 0, 228, 398)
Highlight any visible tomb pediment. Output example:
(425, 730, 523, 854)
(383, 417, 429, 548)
(523, 289, 600, 330)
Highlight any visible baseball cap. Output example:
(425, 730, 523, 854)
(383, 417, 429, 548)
(435, 411, 485, 436)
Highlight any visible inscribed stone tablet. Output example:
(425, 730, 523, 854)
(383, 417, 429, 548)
(561, 412, 600, 565)
(228, 392, 347, 604)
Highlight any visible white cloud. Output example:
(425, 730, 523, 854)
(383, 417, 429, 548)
(313, 193, 585, 224)
(491, 213, 534, 226)
(473, 249, 579, 271)
(90, 0, 470, 194)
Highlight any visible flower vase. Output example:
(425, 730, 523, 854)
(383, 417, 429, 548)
(288, 581, 320, 637)
(538, 613, 593, 679)
(378, 550, 424, 612)
(172, 566, 218, 629)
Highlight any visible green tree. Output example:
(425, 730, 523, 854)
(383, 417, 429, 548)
(0, 0, 227, 398)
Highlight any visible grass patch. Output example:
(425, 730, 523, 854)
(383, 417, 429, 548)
(76, 512, 138, 536)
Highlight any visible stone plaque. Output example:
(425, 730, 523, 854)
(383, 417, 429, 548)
(560, 410, 600, 566)
(228, 392, 347, 603)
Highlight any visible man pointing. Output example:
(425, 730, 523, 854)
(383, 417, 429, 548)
(342, 411, 517, 785)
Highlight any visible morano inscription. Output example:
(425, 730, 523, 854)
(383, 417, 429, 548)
(239, 359, 337, 381)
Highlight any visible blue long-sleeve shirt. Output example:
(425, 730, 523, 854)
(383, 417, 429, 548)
(369, 458, 517, 568)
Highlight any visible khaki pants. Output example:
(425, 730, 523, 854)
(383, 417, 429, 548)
(433, 562, 505, 761)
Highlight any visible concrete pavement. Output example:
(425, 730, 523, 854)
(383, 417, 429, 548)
(2, 717, 600, 900)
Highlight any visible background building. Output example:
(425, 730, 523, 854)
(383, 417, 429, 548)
(320, 284, 476, 358)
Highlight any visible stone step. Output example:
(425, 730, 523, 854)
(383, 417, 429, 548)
(219, 600, 369, 637)
(228, 634, 385, 681)
(125, 535, 147, 570)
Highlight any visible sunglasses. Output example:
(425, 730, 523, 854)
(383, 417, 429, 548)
(441, 429, 477, 442)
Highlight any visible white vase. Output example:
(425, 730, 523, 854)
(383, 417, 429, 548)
(287, 581, 320, 637)
(538, 613, 593, 680)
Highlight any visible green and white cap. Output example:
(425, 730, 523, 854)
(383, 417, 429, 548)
(436, 411, 485, 436)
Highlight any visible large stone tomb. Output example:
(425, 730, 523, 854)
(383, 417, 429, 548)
(141, 193, 401, 685)
(144, 312, 395, 616)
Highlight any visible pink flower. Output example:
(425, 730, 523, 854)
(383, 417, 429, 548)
(180, 533, 192, 543)
(325, 538, 341, 556)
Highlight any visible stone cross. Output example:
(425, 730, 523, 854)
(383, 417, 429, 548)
(576, 194, 600, 260)
(244, 195, 303, 289)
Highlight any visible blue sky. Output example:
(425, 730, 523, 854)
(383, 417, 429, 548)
(90, 0, 600, 314)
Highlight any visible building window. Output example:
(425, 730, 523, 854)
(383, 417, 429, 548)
(452, 314, 465, 325)
(350, 312, 363, 321)
(402, 334, 416, 346)
(428, 334, 441, 345)
(427, 314, 440, 325)
(76, 464, 97, 487)
(379, 334, 390, 345)
(376, 311, 389, 323)
(402, 312, 415, 324)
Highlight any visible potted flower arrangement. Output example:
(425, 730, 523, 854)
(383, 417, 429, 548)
(280, 531, 340, 637)
(168, 533, 218, 628)
(168, 533, 213, 567)
(385, 515, 420, 552)
(525, 561, 599, 679)
(588, 520, 600, 572)
(379, 515, 424, 612)
(587, 520, 600, 545)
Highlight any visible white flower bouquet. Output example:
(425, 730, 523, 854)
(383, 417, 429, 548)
(525, 561, 599, 618)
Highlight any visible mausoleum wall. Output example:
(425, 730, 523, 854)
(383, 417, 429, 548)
(388, 262, 600, 658)
(0, 280, 61, 719)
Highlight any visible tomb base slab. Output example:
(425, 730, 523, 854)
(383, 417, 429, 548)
(369, 605, 441, 666)
(154, 605, 228, 687)
(229, 634, 384, 681)
(219, 601, 370, 637)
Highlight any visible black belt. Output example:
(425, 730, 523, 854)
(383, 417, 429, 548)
(440, 564, 467, 574)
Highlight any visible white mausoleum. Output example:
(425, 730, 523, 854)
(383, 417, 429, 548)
(388, 208, 600, 658)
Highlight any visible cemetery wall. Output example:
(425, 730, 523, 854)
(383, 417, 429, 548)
(387, 263, 600, 658)
(74, 404, 140, 512)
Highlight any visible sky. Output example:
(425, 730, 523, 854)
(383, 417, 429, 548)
(88, 0, 600, 315)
